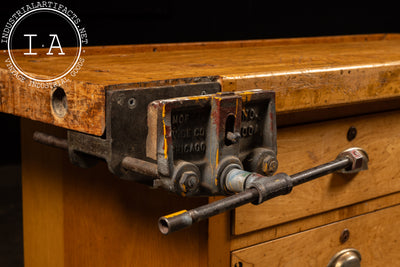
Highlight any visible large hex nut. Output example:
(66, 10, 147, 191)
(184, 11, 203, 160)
(244, 148, 278, 176)
(172, 161, 201, 195)
(337, 147, 369, 174)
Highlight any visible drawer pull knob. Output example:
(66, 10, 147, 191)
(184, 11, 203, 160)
(327, 248, 361, 267)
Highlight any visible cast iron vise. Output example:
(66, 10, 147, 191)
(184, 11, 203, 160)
(33, 81, 369, 234)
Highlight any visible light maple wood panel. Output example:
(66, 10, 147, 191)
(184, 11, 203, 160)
(62, 163, 208, 267)
(21, 119, 65, 267)
(21, 119, 209, 267)
(208, 196, 232, 267)
(231, 204, 400, 266)
(1, 35, 400, 135)
(234, 109, 400, 235)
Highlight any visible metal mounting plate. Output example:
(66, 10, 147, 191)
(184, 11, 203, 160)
(68, 79, 221, 183)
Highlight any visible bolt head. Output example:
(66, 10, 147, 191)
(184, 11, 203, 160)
(262, 156, 278, 175)
(226, 131, 241, 143)
(347, 126, 357, 141)
(186, 176, 197, 187)
(179, 171, 199, 192)
(340, 229, 350, 244)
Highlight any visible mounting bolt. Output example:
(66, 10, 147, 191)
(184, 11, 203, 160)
(262, 155, 278, 175)
(179, 171, 199, 193)
(226, 131, 241, 144)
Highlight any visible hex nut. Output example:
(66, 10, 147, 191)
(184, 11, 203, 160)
(172, 161, 201, 195)
(179, 171, 199, 193)
(337, 147, 369, 174)
(243, 148, 278, 176)
(262, 155, 278, 175)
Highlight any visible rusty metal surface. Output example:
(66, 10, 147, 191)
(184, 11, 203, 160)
(33, 131, 68, 150)
(65, 80, 220, 184)
(32, 86, 278, 198)
(121, 157, 158, 178)
(148, 89, 277, 196)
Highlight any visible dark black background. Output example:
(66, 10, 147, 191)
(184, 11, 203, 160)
(0, 1, 399, 266)
(1, 1, 399, 47)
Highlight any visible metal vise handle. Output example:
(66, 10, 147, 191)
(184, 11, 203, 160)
(158, 148, 368, 234)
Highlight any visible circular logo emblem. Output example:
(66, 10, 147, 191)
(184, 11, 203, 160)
(2, 3, 88, 87)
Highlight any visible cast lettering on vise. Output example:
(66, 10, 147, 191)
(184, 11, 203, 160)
(171, 112, 207, 155)
(241, 107, 259, 137)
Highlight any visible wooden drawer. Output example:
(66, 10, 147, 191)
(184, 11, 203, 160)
(234, 110, 400, 235)
(231, 204, 400, 266)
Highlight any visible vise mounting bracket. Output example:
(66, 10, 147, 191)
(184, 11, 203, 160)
(35, 80, 277, 196)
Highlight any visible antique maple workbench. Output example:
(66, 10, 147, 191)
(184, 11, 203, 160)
(1, 33, 400, 266)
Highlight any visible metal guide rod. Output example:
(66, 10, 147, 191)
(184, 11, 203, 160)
(158, 155, 358, 235)
(33, 131, 68, 150)
(121, 157, 158, 178)
(33, 131, 158, 176)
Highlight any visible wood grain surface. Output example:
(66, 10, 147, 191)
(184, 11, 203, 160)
(230, 191, 400, 250)
(21, 120, 65, 267)
(21, 119, 209, 267)
(1, 34, 400, 135)
(231, 204, 400, 266)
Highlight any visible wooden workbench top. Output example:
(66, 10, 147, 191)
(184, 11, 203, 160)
(1, 34, 400, 135)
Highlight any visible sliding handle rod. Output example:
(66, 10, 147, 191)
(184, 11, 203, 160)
(159, 188, 260, 235)
(158, 148, 368, 234)
(290, 157, 351, 186)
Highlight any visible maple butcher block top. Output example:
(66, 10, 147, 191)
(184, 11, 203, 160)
(1, 33, 400, 135)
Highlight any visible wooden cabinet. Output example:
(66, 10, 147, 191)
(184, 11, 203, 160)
(210, 111, 400, 266)
(2, 34, 400, 266)
(234, 110, 400, 235)
(232, 205, 400, 266)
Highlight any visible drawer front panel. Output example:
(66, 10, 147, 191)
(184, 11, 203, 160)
(232, 204, 400, 266)
(235, 110, 400, 234)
